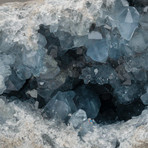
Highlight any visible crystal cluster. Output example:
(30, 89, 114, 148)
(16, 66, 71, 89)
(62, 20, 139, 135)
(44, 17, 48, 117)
(0, 0, 147, 142)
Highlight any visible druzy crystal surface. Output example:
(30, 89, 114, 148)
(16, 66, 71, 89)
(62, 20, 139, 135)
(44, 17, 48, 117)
(0, 0, 148, 147)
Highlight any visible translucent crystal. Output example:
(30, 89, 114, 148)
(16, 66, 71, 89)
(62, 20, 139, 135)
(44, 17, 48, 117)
(108, 1, 139, 40)
(117, 7, 140, 40)
(40, 55, 60, 80)
(118, 23, 138, 41)
(86, 39, 109, 63)
(37, 71, 67, 102)
(5, 71, 25, 92)
(88, 31, 102, 40)
(22, 48, 44, 77)
(129, 30, 147, 53)
(75, 86, 101, 119)
(140, 93, 148, 105)
(44, 91, 76, 120)
(16, 65, 32, 80)
(45, 99, 71, 120)
(118, 7, 139, 23)
(69, 109, 87, 129)
(108, 0, 129, 27)
(37, 88, 53, 103)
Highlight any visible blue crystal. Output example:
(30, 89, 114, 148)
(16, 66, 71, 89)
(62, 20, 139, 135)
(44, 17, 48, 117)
(69, 109, 87, 129)
(140, 93, 148, 105)
(44, 91, 76, 120)
(117, 7, 140, 40)
(86, 39, 109, 63)
(5, 71, 25, 92)
(75, 86, 101, 119)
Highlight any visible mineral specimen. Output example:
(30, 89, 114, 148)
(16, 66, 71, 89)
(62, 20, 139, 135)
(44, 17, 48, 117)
(0, 0, 148, 147)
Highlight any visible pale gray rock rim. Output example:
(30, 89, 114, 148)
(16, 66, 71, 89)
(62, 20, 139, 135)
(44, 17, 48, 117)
(0, 98, 148, 148)
(0, 0, 32, 5)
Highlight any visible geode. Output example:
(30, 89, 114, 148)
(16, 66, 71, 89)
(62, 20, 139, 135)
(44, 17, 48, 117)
(0, 0, 148, 148)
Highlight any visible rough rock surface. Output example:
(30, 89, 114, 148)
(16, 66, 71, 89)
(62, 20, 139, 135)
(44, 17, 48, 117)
(0, 0, 32, 5)
(0, 98, 148, 148)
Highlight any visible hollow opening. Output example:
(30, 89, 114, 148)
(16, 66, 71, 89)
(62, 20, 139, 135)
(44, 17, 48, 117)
(3, 72, 145, 124)
(127, 0, 148, 7)
(2, 24, 146, 125)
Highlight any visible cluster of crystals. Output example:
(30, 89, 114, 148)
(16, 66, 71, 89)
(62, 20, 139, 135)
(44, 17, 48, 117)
(0, 0, 147, 132)
(40, 0, 148, 124)
(82, 0, 148, 104)
(0, 31, 46, 94)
